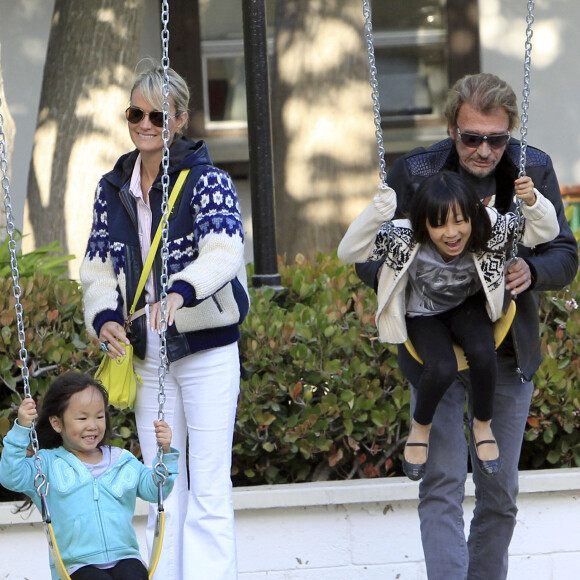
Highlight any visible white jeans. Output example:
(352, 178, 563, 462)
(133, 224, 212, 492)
(134, 327, 240, 580)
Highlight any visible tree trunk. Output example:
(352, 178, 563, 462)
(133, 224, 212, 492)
(271, 0, 378, 261)
(0, 40, 16, 242)
(168, 0, 205, 138)
(23, 0, 145, 277)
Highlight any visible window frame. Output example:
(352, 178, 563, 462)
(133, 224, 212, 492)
(170, 0, 480, 155)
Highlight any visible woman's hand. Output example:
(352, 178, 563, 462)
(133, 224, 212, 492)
(98, 321, 129, 359)
(514, 176, 536, 206)
(149, 292, 185, 332)
(18, 398, 38, 428)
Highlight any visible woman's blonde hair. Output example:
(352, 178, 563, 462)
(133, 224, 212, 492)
(131, 58, 190, 134)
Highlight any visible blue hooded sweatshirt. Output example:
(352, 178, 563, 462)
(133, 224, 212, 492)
(0, 421, 178, 579)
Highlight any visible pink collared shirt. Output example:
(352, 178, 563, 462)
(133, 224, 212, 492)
(129, 154, 156, 305)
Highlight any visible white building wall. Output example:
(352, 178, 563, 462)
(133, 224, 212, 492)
(1, 470, 580, 579)
(0, 0, 54, 219)
(1, 0, 579, 248)
(479, 0, 580, 186)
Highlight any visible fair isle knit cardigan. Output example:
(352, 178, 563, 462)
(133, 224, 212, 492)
(337, 184, 559, 344)
(80, 137, 249, 362)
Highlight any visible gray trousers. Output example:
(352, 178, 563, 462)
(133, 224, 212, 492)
(413, 356, 534, 580)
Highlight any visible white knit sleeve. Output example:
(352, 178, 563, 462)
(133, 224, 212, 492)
(168, 169, 245, 299)
(337, 184, 397, 263)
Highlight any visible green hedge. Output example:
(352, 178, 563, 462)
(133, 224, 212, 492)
(0, 240, 139, 459)
(233, 252, 580, 483)
(233, 254, 408, 484)
(1, 245, 579, 490)
(521, 280, 580, 469)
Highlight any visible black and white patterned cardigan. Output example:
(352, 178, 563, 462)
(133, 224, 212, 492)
(337, 185, 559, 344)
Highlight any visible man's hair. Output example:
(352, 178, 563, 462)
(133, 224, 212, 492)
(444, 73, 519, 132)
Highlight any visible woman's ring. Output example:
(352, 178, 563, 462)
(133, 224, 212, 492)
(100, 341, 109, 352)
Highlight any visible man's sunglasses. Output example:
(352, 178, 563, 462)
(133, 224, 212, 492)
(125, 106, 177, 128)
(456, 127, 510, 149)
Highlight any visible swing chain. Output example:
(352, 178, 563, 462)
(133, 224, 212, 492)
(158, 0, 170, 417)
(153, 0, 171, 489)
(511, 0, 535, 262)
(362, 0, 387, 186)
(518, 0, 534, 179)
(1, 99, 50, 498)
(0, 106, 30, 393)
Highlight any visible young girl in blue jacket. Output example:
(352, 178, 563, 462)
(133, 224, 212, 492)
(0, 372, 179, 579)
(338, 171, 559, 481)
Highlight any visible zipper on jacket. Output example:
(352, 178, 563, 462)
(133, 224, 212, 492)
(119, 188, 140, 233)
(509, 326, 526, 383)
(212, 294, 223, 313)
(93, 479, 110, 559)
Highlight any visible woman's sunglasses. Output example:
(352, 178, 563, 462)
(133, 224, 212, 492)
(456, 127, 510, 149)
(125, 106, 177, 128)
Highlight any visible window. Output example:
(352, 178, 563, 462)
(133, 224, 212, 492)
(368, 0, 480, 156)
(195, 0, 478, 157)
(370, 1, 448, 119)
(199, 0, 276, 129)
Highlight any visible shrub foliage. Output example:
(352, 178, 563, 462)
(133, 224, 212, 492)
(233, 253, 409, 484)
(1, 246, 579, 491)
(0, 243, 140, 464)
(521, 281, 580, 469)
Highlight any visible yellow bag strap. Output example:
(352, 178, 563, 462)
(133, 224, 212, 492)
(128, 169, 190, 317)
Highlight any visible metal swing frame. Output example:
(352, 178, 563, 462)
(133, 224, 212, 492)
(360, 0, 536, 370)
(0, 1, 174, 578)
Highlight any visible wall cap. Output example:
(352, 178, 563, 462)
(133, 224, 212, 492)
(2, 467, 579, 525)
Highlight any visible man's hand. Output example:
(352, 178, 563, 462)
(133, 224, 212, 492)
(505, 258, 532, 295)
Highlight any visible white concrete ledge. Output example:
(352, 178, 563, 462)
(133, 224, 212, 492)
(4, 467, 579, 523)
(2, 468, 580, 580)
(516, 467, 580, 493)
(232, 467, 580, 510)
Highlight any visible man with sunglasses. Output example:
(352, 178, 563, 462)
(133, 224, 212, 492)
(356, 73, 577, 580)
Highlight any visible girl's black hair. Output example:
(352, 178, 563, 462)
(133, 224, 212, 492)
(35, 372, 112, 449)
(17, 373, 111, 512)
(409, 171, 492, 252)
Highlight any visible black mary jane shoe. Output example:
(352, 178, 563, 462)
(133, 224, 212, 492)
(402, 442, 428, 481)
(469, 422, 501, 477)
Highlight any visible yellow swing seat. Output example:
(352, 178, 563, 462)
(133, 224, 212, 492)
(45, 520, 72, 580)
(44, 489, 165, 580)
(404, 300, 517, 372)
(148, 506, 166, 578)
(46, 507, 165, 580)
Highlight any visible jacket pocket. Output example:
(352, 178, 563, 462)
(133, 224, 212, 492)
(212, 294, 224, 313)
